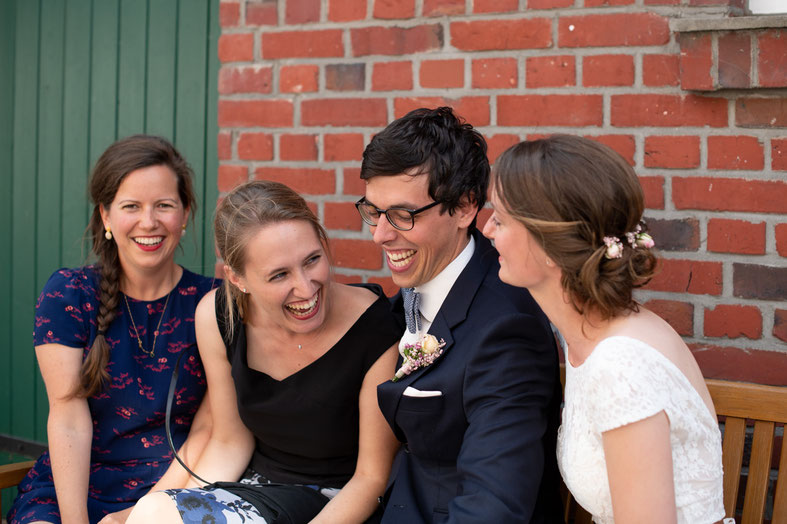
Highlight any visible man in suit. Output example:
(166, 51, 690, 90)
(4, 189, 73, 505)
(356, 107, 564, 523)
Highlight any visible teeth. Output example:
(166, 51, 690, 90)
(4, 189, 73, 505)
(134, 237, 164, 246)
(387, 250, 415, 268)
(286, 293, 319, 314)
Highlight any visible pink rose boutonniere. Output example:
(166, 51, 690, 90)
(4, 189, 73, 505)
(392, 334, 446, 382)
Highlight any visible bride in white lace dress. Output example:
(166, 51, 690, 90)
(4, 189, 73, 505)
(482, 135, 724, 523)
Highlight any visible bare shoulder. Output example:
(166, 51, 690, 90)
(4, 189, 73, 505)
(195, 287, 219, 321)
(333, 282, 378, 311)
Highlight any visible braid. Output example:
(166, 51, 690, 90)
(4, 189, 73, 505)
(72, 235, 121, 398)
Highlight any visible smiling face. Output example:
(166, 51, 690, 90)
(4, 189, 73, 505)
(228, 220, 331, 334)
(100, 165, 188, 279)
(483, 189, 552, 291)
(364, 171, 476, 289)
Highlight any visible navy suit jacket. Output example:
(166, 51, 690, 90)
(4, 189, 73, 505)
(377, 230, 563, 523)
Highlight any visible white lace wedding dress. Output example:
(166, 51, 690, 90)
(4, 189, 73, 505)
(557, 336, 724, 523)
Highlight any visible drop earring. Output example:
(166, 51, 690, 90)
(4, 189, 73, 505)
(105, 227, 112, 240)
(181, 224, 186, 235)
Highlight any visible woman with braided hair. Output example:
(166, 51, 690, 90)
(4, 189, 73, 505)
(483, 135, 724, 523)
(8, 135, 218, 524)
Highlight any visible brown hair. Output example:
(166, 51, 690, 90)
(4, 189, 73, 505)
(77, 134, 196, 397)
(214, 180, 329, 338)
(492, 134, 657, 320)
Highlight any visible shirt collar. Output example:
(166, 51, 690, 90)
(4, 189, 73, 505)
(414, 235, 475, 323)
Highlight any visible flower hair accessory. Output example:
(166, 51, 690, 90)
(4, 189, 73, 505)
(604, 224, 655, 259)
(393, 334, 446, 382)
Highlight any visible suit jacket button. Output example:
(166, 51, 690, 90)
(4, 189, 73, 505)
(403, 443, 411, 454)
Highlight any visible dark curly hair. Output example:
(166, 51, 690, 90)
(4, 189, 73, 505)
(492, 135, 657, 320)
(360, 106, 489, 232)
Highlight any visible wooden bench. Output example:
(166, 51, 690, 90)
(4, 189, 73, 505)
(2, 379, 785, 523)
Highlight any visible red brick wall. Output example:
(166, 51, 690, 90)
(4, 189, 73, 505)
(217, 0, 787, 384)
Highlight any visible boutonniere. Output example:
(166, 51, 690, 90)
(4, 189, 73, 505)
(393, 334, 446, 382)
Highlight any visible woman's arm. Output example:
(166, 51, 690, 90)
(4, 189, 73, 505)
(36, 343, 94, 524)
(182, 290, 255, 487)
(602, 410, 677, 523)
(311, 343, 400, 524)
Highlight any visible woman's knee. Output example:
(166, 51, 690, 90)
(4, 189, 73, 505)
(127, 491, 181, 524)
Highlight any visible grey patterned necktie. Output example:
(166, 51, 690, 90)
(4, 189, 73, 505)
(402, 287, 421, 334)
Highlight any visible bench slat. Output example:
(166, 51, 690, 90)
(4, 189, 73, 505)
(741, 420, 774, 524)
(720, 417, 746, 517)
(772, 434, 787, 523)
(707, 379, 787, 422)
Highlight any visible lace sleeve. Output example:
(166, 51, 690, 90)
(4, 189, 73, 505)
(584, 338, 672, 434)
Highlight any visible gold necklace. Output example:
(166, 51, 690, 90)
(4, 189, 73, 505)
(123, 291, 172, 357)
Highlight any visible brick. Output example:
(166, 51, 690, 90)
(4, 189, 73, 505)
(735, 97, 787, 128)
(708, 218, 766, 255)
(526, 55, 575, 88)
(472, 58, 518, 89)
(718, 32, 751, 89)
(302, 99, 388, 127)
(373, 0, 415, 19)
(324, 202, 363, 231)
(218, 33, 254, 62)
(610, 95, 727, 128)
(394, 96, 490, 126)
(324, 134, 365, 162)
(424, 0, 465, 15)
(286, 0, 320, 24)
(733, 263, 787, 301)
(237, 132, 274, 161)
(329, 0, 366, 21)
(674, 177, 787, 214)
(777, 224, 787, 257)
(644, 259, 722, 295)
(644, 299, 694, 336)
(262, 30, 343, 59)
(647, 218, 699, 251)
(352, 25, 443, 56)
(585, 0, 634, 4)
(677, 33, 713, 90)
(254, 167, 335, 195)
(487, 134, 520, 165)
(280, 134, 318, 161)
(639, 176, 664, 209)
(704, 305, 762, 339)
(279, 65, 318, 93)
(643, 54, 680, 87)
(330, 239, 383, 269)
(218, 66, 272, 94)
(773, 138, 787, 170)
(368, 275, 399, 296)
(247, 2, 277, 25)
(217, 131, 232, 160)
(529, 0, 574, 7)
(644, 135, 700, 168)
(218, 164, 248, 192)
(690, 344, 787, 385)
(707, 136, 764, 170)
(333, 273, 363, 285)
(220, 2, 240, 27)
(342, 168, 366, 195)
(586, 135, 635, 166)
(559, 13, 669, 48)
(451, 18, 552, 51)
(498, 95, 603, 127)
(775, 309, 787, 343)
(420, 59, 464, 88)
(218, 100, 293, 128)
(645, 0, 679, 4)
(758, 29, 787, 87)
(326, 64, 365, 91)
(582, 55, 634, 87)
(372, 61, 413, 91)
(476, 207, 493, 231)
(473, 0, 519, 12)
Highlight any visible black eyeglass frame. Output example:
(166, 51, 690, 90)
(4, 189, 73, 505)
(355, 198, 442, 232)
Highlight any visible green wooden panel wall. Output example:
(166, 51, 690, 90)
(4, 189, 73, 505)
(0, 0, 220, 448)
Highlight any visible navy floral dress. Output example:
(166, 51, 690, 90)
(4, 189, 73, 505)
(7, 265, 218, 524)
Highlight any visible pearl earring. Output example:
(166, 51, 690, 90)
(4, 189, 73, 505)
(545, 257, 553, 267)
(105, 227, 112, 240)
(181, 224, 186, 235)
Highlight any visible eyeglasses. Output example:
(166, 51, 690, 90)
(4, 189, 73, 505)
(355, 198, 442, 232)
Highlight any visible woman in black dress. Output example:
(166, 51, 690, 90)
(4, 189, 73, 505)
(128, 180, 401, 524)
